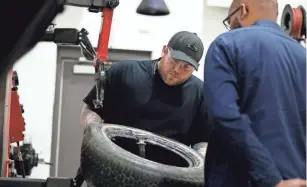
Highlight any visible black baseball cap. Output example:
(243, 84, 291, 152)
(167, 31, 204, 71)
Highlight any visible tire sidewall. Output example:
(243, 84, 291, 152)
(81, 123, 204, 184)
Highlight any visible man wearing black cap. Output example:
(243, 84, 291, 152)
(80, 31, 211, 163)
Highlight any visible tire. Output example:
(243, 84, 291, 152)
(15, 160, 31, 176)
(81, 123, 204, 187)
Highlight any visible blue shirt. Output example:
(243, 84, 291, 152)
(203, 20, 306, 187)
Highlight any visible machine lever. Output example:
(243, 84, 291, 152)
(93, 59, 106, 109)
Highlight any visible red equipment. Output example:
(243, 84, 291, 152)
(2, 70, 25, 177)
(96, 8, 114, 63)
(92, 7, 116, 109)
(1, 0, 118, 185)
(281, 4, 306, 43)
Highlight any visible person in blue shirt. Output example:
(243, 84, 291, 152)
(203, 0, 306, 187)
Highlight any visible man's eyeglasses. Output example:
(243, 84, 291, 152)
(222, 6, 242, 30)
(166, 49, 194, 72)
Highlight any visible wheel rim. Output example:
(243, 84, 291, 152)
(102, 125, 202, 168)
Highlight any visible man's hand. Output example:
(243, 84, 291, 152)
(275, 179, 307, 187)
(192, 142, 207, 157)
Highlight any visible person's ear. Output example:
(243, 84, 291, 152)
(161, 45, 168, 57)
(239, 4, 248, 21)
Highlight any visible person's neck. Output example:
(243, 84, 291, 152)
(254, 13, 277, 23)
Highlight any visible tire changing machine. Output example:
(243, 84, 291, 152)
(0, 0, 118, 186)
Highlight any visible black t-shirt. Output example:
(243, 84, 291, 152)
(83, 60, 211, 165)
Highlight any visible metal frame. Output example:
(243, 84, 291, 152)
(0, 177, 75, 187)
(0, 0, 66, 175)
(0, 72, 13, 177)
(50, 45, 151, 176)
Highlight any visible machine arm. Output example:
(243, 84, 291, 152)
(41, 0, 119, 109)
(41, 27, 96, 58)
(40, 2, 118, 186)
(88, 0, 119, 109)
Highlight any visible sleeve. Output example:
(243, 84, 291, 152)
(203, 38, 282, 187)
(187, 89, 212, 145)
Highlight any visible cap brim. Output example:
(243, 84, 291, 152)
(169, 48, 198, 71)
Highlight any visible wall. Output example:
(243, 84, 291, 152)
(79, 0, 206, 56)
(12, 0, 303, 178)
(206, 0, 307, 10)
(13, 43, 57, 178)
(195, 4, 228, 79)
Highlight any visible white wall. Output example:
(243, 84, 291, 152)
(80, 0, 206, 57)
(13, 43, 57, 178)
(206, 0, 307, 11)
(12, 0, 304, 178)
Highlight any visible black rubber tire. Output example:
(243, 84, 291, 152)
(15, 160, 31, 176)
(81, 123, 204, 187)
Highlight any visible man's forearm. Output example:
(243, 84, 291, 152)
(80, 104, 103, 127)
